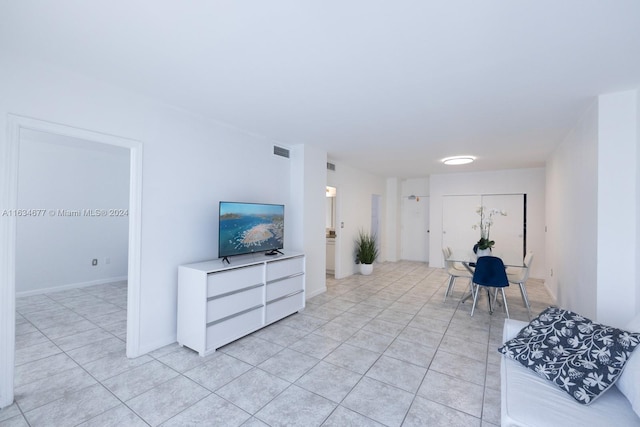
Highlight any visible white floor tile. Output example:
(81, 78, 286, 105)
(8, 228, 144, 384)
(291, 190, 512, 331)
(10, 265, 554, 426)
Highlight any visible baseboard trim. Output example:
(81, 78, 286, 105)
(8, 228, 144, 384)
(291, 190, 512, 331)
(16, 276, 128, 298)
(305, 286, 327, 299)
(542, 280, 558, 306)
(136, 334, 178, 358)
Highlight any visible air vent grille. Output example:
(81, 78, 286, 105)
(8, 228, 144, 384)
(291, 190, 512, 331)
(327, 162, 336, 171)
(273, 146, 290, 158)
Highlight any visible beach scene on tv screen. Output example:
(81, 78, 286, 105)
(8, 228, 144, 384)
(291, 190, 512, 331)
(219, 203, 284, 257)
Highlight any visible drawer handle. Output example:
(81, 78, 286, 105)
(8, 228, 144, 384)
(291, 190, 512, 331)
(267, 289, 304, 305)
(271, 256, 304, 264)
(266, 272, 304, 285)
(207, 283, 264, 301)
(207, 304, 264, 327)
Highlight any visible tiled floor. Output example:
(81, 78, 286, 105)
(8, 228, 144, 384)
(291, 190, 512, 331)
(1, 261, 553, 426)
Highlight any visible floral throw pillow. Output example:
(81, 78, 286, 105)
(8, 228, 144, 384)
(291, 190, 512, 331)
(499, 306, 640, 405)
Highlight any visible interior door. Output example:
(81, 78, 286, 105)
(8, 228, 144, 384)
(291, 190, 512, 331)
(401, 196, 429, 261)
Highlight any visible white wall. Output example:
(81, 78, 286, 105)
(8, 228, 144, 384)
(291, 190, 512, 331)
(290, 144, 327, 299)
(547, 89, 639, 327)
(16, 131, 129, 295)
(429, 168, 546, 279)
(637, 89, 640, 315)
(545, 101, 598, 318)
(327, 160, 386, 278)
(385, 178, 400, 262)
(596, 91, 638, 326)
(0, 55, 302, 354)
(401, 177, 429, 198)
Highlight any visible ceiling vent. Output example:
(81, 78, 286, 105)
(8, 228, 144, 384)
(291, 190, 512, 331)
(273, 146, 290, 158)
(327, 162, 336, 171)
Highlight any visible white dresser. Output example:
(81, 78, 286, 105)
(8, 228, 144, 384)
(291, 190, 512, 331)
(177, 252, 305, 356)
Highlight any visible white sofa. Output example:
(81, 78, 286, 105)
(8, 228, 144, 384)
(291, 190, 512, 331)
(501, 317, 640, 426)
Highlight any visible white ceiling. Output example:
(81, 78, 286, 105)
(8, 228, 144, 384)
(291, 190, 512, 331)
(2, 1, 640, 178)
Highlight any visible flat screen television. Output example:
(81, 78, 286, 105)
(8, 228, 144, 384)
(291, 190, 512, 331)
(218, 201, 284, 262)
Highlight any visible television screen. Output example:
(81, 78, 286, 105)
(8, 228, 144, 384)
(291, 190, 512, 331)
(218, 201, 284, 258)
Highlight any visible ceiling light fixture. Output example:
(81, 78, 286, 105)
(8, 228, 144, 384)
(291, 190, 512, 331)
(442, 156, 475, 166)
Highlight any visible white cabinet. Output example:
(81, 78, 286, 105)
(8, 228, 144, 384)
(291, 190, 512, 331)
(326, 238, 335, 273)
(265, 256, 305, 325)
(177, 252, 305, 356)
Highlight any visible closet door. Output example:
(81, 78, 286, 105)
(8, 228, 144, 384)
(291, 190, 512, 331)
(481, 194, 525, 265)
(442, 194, 525, 266)
(442, 195, 481, 256)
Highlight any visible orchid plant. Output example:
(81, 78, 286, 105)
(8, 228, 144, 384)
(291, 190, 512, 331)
(472, 206, 507, 250)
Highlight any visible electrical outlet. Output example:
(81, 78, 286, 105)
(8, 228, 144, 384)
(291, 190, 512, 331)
(92, 259, 98, 266)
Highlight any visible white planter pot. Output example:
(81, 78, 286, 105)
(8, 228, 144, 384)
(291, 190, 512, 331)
(476, 248, 492, 257)
(359, 263, 373, 275)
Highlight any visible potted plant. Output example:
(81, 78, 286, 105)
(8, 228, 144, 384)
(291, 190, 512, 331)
(472, 206, 506, 256)
(355, 229, 379, 275)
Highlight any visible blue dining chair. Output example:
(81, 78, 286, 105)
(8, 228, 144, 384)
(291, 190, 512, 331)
(470, 256, 510, 317)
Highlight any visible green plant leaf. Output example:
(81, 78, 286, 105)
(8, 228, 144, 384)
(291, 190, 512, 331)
(355, 229, 379, 264)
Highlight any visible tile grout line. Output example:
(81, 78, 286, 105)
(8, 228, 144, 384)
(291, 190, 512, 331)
(10, 264, 548, 426)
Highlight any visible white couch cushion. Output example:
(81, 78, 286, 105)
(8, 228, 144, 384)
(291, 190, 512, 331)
(499, 307, 640, 405)
(501, 319, 640, 426)
(617, 313, 640, 417)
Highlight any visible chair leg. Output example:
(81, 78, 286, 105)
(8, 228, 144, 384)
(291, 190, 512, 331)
(443, 275, 455, 302)
(461, 279, 475, 304)
(518, 282, 532, 319)
(501, 288, 510, 318)
(470, 284, 481, 316)
(489, 288, 498, 314)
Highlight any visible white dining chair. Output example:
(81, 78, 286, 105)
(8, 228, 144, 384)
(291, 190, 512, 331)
(507, 251, 534, 319)
(442, 247, 473, 302)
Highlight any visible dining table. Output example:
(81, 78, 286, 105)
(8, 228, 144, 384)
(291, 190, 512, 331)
(447, 250, 525, 269)
(446, 250, 525, 303)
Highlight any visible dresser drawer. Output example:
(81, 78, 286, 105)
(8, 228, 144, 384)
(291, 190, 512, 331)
(207, 284, 264, 322)
(266, 256, 304, 281)
(207, 265, 263, 297)
(206, 304, 264, 352)
(266, 275, 303, 303)
(179, 254, 304, 356)
(265, 290, 304, 324)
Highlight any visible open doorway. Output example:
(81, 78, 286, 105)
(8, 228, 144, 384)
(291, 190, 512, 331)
(325, 186, 337, 277)
(16, 129, 130, 296)
(0, 115, 142, 408)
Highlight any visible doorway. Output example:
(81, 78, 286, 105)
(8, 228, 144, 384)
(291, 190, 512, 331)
(325, 186, 337, 277)
(0, 115, 143, 408)
(16, 129, 129, 296)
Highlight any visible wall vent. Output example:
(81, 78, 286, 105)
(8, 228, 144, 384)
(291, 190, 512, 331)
(273, 146, 290, 158)
(327, 162, 336, 171)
